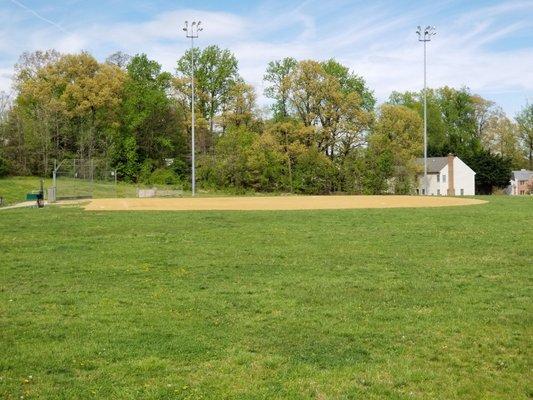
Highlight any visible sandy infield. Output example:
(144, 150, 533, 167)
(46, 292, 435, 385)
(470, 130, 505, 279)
(83, 195, 486, 211)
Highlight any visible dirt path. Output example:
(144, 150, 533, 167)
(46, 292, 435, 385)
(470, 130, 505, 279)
(83, 195, 486, 211)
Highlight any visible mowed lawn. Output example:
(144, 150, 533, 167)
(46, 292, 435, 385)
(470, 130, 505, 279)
(1, 197, 532, 399)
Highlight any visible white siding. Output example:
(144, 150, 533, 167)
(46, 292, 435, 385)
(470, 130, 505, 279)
(453, 157, 476, 195)
(417, 157, 476, 195)
(418, 165, 447, 196)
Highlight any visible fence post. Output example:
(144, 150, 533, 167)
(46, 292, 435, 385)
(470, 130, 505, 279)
(53, 159, 57, 192)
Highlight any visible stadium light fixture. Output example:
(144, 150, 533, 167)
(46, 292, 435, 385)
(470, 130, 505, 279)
(416, 25, 436, 196)
(183, 20, 203, 196)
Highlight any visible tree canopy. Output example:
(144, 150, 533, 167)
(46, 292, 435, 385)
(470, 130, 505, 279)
(0, 48, 529, 195)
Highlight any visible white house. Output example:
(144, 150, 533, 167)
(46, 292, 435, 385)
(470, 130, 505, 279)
(416, 154, 476, 196)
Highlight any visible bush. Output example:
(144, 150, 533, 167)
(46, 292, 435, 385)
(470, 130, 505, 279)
(0, 155, 9, 177)
(149, 168, 181, 186)
(138, 159, 155, 184)
(292, 148, 336, 194)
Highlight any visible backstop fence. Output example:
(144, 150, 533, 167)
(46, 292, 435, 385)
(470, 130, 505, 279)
(51, 159, 117, 201)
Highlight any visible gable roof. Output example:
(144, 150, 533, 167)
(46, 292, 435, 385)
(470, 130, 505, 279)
(512, 170, 533, 181)
(415, 157, 448, 173)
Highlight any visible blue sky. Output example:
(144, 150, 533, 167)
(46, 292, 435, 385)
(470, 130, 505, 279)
(2, 0, 532, 116)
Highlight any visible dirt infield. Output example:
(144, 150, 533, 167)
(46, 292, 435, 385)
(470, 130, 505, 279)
(83, 195, 486, 211)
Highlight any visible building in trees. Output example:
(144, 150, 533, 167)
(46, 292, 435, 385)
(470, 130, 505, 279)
(416, 155, 475, 196)
(507, 170, 533, 195)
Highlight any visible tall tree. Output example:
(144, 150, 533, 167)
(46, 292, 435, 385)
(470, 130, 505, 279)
(465, 150, 512, 194)
(221, 80, 258, 130)
(369, 104, 423, 193)
(176, 45, 239, 147)
(14, 50, 61, 88)
(264, 57, 297, 119)
(388, 87, 481, 158)
(105, 51, 132, 70)
(321, 59, 375, 111)
(481, 111, 525, 168)
(437, 86, 479, 158)
(118, 54, 185, 180)
(389, 89, 447, 155)
(285, 60, 373, 158)
(13, 51, 125, 173)
(516, 103, 533, 169)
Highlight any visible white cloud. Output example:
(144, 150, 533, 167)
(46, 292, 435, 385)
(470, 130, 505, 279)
(1, 1, 532, 115)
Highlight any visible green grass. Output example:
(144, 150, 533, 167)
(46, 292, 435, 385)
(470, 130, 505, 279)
(1, 196, 532, 399)
(0, 177, 283, 207)
(0, 177, 140, 206)
(0, 177, 49, 205)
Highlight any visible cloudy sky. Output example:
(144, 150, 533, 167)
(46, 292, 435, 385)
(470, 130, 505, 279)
(2, 0, 532, 116)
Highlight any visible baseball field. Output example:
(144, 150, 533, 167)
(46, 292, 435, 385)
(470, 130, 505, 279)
(0, 190, 531, 399)
(83, 195, 486, 211)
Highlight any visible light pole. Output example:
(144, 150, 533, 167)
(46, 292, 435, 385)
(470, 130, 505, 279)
(183, 20, 203, 196)
(416, 25, 436, 195)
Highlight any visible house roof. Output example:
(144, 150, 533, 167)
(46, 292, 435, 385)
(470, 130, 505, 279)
(415, 157, 449, 173)
(512, 170, 533, 181)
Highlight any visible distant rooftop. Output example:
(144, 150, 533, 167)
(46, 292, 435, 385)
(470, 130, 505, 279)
(512, 169, 533, 181)
(415, 157, 449, 173)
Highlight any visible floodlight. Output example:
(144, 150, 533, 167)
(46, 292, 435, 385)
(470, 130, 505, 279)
(181, 20, 204, 196)
(415, 25, 436, 195)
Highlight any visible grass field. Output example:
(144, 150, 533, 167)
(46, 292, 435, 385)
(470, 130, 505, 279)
(0, 176, 268, 207)
(1, 195, 532, 399)
(0, 177, 139, 206)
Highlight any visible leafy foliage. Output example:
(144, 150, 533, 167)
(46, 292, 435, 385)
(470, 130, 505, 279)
(465, 150, 512, 194)
(516, 103, 533, 169)
(0, 153, 9, 177)
(0, 48, 530, 195)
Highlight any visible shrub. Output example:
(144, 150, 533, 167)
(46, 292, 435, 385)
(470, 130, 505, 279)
(292, 148, 336, 194)
(149, 168, 181, 186)
(0, 155, 9, 177)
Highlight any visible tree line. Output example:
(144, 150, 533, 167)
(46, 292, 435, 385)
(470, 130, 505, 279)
(0, 47, 531, 194)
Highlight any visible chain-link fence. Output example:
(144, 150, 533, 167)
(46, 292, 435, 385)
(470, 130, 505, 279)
(51, 159, 117, 201)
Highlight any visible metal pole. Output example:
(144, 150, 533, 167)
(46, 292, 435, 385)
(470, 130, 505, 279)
(53, 159, 57, 190)
(191, 35, 196, 196)
(416, 26, 435, 196)
(423, 39, 428, 196)
(184, 21, 202, 197)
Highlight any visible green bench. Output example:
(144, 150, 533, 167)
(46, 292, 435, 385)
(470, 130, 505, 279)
(26, 191, 44, 207)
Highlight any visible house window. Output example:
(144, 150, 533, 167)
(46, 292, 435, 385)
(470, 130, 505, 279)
(442, 174, 446, 183)
(519, 180, 526, 185)
(437, 174, 440, 182)
(520, 190, 525, 195)
(460, 189, 464, 196)
(422, 189, 425, 195)
(437, 189, 440, 195)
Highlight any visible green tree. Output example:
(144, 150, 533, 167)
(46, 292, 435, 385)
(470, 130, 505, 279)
(13, 51, 125, 173)
(388, 87, 481, 158)
(292, 147, 336, 194)
(0, 155, 8, 177)
(206, 127, 255, 189)
(221, 80, 258, 131)
(246, 132, 287, 191)
(482, 111, 525, 168)
(286, 60, 373, 158)
(264, 57, 297, 119)
(117, 54, 185, 180)
(369, 104, 423, 193)
(516, 103, 533, 169)
(321, 59, 375, 111)
(176, 45, 239, 146)
(465, 150, 512, 194)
